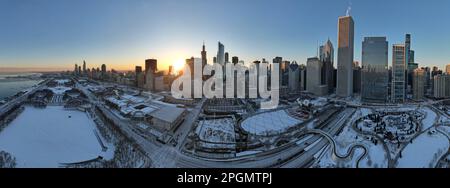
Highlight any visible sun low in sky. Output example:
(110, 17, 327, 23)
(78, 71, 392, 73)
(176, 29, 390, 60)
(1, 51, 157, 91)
(172, 58, 186, 72)
(1, 0, 450, 72)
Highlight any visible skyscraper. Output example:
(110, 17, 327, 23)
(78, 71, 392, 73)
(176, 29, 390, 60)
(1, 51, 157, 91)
(405, 34, 411, 64)
(101, 64, 106, 79)
(299, 64, 307, 91)
(82, 60, 86, 74)
(413, 68, 425, 101)
(392, 44, 407, 103)
(306, 57, 327, 96)
(361, 37, 389, 103)
(225, 52, 229, 63)
(201, 42, 207, 67)
(74, 64, 78, 75)
(405, 34, 417, 93)
(353, 63, 361, 94)
(217, 42, 225, 66)
(145, 59, 157, 73)
(319, 39, 335, 93)
(422, 66, 432, 93)
(232, 56, 239, 65)
(446, 64, 450, 74)
(250, 60, 261, 97)
(336, 15, 354, 98)
(135, 66, 144, 88)
(273, 57, 283, 86)
(145, 59, 157, 91)
(186, 57, 195, 77)
(135, 66, 142, 74)
(433, 74, 450, 98)
(288, 62, 300, 93)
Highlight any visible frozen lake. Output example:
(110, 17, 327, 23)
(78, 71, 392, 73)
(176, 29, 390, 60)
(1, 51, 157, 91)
(0, 106, 105, 167)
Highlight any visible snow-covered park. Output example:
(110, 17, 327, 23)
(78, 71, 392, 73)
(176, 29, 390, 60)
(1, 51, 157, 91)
(318, 120, 389, 168)
(419, 107, 437, 130)
(396, 128, 449, 168)
(241, 110, 302, 136)
(0, 106, 111, 167)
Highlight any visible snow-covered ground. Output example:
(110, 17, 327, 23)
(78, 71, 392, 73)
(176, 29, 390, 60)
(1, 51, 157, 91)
(359, 108, 373, 117)
(420, 107, 437, 130)
(241, 110, 302, 136)
(196, 118, 235, 143)
(318, 121, 388, 168)
(396, 128, 449, 168)
(0, 106, 109, 167)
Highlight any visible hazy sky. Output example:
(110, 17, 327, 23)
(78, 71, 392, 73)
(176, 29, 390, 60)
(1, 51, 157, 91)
(1, 0, 450, 72)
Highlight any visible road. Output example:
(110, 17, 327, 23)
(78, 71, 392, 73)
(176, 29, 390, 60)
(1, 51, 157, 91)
(0, 79, 50, 116)
(173, 98, 206, 150)
(176, 108, 357, 168)
(77, 80, 364, 168)
(277, 108, 357, 168)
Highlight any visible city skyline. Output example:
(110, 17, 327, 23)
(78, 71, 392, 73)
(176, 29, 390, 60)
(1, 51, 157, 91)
(1, 0, 450, 171)
(1, 0, 450, 72)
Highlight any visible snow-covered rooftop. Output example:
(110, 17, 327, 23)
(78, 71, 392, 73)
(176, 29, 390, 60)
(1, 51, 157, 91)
(241, 110, 302, 136)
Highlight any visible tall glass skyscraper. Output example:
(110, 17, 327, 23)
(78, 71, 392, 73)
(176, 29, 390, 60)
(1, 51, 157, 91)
(361, 37, 388, 103)
(336, 15, 354, 98)
(216, 42, 225, 66)
(319, 39, 334, 93)
(392, 44, 406, 103)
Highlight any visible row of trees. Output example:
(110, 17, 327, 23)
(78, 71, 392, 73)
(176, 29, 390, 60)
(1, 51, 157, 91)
(0, 151, 16, 168)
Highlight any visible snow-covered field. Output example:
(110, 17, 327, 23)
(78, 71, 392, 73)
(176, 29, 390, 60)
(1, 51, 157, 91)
(396, 129, 449, 168)
(241, 110, 302, 136)
(420, 107, 437, 130)
(0, 106, 107, 167)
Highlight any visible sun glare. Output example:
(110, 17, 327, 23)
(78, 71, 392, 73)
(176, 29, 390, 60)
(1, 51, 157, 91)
(173, 58, 185, 72)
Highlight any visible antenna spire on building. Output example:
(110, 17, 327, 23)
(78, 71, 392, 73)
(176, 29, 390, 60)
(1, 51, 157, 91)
(346, 2, 352, 16)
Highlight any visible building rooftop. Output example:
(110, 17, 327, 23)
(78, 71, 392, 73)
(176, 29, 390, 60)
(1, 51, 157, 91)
(150, 106, 185, 123)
